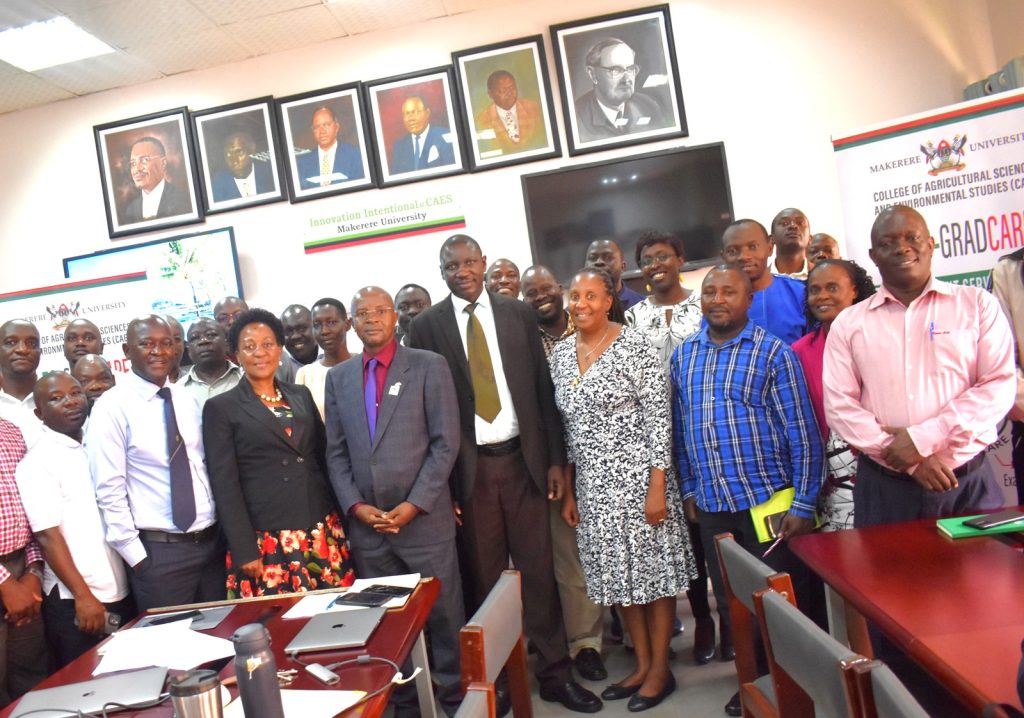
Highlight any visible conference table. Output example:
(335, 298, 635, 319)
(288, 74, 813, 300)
(790, 517, 1024, 716)
(2, 577, 440, 718)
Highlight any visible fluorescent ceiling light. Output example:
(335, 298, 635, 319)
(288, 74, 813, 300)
(0, 16, 115, 72)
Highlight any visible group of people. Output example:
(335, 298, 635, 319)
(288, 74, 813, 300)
(0, 203, 1017, 718)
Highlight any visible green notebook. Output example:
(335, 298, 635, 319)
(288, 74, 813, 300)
(936, 514, 1024, 539)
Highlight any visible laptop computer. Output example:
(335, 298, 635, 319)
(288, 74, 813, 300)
(10, 666, 168, 718)
(285, 606, 387, 654)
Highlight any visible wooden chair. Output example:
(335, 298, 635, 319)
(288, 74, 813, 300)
(460, 570, 532, 718)
(851, 661, 930, 718)
(753, 588, 871, 718)
(714, 532, 799, 718)
(454, 682, 497, 718)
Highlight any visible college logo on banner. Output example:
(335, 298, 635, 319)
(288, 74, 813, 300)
(920, 135, 967, 175)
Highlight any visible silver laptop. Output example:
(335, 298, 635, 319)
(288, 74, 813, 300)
(285, 607, 386, 654)
(11, 666, 168, 718)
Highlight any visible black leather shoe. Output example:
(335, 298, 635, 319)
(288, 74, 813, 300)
(626, 674, 676, 712)
(724, 690, 742, 716)
(539, 680, 603, 713)
(693, 617, 716, 665)
(494, 685, 511, 718)
(719, 628, 735, 662)
(574, 648, 608, 681)
(600, 681, 640, 700)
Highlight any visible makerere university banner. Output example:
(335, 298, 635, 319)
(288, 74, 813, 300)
(833, 88, 1024, 501)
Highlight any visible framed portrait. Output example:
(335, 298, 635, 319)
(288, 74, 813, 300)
(364, 66, 466, 187)
(94, 107, 203, 238)
(452, 36, 561, 171)
(275, 82, 375, 202)
(191, 97, 286, 214)
(550, 5, 688, 156)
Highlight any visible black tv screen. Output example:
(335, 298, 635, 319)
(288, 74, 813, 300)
(522, 142, 734, 283)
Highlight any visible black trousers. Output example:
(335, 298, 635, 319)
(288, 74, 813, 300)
(1013, 421, 1024, 505)
(42, 587, 136, 669)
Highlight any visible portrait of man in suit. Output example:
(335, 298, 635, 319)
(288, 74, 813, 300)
(294, 105, 365, 189)
(474, 70, 545, 155)
(389, 96, 456, 174)
(324, 286, 464, 716)
(123, 136, 191, 223)
(573, 37, 671, 142)
(210, 130, 275, 203)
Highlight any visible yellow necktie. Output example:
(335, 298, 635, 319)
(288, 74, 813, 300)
(320, 151, 330, 187)
(465, 303, 501, 423)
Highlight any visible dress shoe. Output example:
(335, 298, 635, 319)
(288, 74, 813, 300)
(626, 673, 676, 712)
(719, 629, 735, 662)
(671, 615, 684, 637)
(539, 680, 603, 713)
(600, 681, 641, 700)
(494, 684, 511, 718)
(693, 617, 716, 665)
(724, 690, 742, 717)
(574, 648, 608, 681)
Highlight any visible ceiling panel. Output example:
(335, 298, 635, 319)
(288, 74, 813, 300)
(190, 0, 321, 26)
(0, 63, 74, 114)
(223, 4, 346, 58)
(0, 0, 60, 30)
(441, 0, 509, 15)
(327, 0, 447, 35)
(34, 50, 162, 96)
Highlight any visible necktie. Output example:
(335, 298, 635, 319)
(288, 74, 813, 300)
(413, 135, 421, 170)
(464, 304, 501, 422)
(157, 387, 195, 532)
(503, 110, 519, 143)
(320, 151, 330, 187)
(365, 358, 378, 440)
(615, 108, 625, 131)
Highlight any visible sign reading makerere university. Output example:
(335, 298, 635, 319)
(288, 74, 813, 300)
(833, 88, 1024, 287)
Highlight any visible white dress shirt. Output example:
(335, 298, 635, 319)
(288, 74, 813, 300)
(87, 370, 215, 567)
(449, 293, 519, 444)
(140, 179, 166, 219)
(232, 165, 256, 197)
(16, 426, 128, 603)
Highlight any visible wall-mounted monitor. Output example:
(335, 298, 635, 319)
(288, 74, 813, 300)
(522, 142, 734, 283)
(63, 227, 243, 332)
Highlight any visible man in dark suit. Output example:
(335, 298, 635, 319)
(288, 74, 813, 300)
(210, 131, 275, 202)
(325, 286, 463, 716)
(123, 137, 191, 223)
(407, 235, 601, 714)
(295, 106, 364, 189)
(390, 96, 456, 174)
(573, 38, 671, 142)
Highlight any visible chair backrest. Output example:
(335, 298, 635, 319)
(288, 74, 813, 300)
(717, 533, 778, 612)
(756, 588, 868, 718)
(454, 682, 495, 718)
(852, 661, 930, 718)
(462, 570, 523, 683)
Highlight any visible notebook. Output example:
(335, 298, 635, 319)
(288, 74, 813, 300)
(10, 666, 168, 718)
(285, 607, 386, 654)
(936, 514, 1024, 539)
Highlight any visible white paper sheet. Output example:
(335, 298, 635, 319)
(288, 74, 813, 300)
(92, 619, 234, 675)
(222, 689, 366, 717)
(281, 573, 420, 619)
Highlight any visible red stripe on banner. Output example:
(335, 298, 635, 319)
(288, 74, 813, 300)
(304, 220, 467, 255)
(0, 271, 148, 301)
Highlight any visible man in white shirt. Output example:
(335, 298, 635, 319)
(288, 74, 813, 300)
(16, 374, 131, 668)
(0, 320, 41, 447)
(177, 318, 242, 406)
(89, 315, 222, 611)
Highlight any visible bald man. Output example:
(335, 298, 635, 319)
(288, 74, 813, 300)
(0, 320, 42, 444)
(390, 96, 456, 174)
(70, 355, 115, 413)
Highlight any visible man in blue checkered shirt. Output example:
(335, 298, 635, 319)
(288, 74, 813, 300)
(670, 265, 825, 715)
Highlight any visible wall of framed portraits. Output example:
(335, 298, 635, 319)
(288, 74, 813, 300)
(0, 0, 1006, 315)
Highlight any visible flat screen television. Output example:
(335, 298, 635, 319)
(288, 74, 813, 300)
(63, 227, 243, 332)
(522, 142, 734, 283)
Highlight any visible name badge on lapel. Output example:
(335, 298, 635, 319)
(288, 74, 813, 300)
(388, 382, 401, 396)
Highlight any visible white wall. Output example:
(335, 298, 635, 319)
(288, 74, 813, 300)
(0, 0, 1005, 312)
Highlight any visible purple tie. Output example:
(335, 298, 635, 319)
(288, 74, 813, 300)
(157, 387, 195, 532)
(365, 358, 378, 441)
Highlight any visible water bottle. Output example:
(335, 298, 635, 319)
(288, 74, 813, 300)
(231, 623, 285, 718)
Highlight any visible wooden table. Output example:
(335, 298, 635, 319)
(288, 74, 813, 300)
(2, 578, 440, 718)
(790, 519, 1024, 715)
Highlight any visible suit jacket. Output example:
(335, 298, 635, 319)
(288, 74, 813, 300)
(123, 180, 191, 223)
(406, 292, 566, 502)
(324, 345, 460, 549)
(295, 143, 365, 189)
(203, 379, 337, 566)
(573, 89, 671, 142)
(210, 159, 275, 202)
(474, 98, 545, 154)
(390, 125, 456, 174)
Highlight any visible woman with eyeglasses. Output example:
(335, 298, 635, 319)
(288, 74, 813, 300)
(203, 308, 354, 598)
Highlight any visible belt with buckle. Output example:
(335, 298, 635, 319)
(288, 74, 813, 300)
(862, 452, 985, 481)
(477, 436, 521, 457)
(139, 525, 218, 544)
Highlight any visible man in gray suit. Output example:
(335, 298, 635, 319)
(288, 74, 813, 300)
(324, 286, 464, 717)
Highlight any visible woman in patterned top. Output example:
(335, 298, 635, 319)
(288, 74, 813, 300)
(552, 268, 696, 712)
(203, 308, 354, 598)
(792, 259, 876, 531)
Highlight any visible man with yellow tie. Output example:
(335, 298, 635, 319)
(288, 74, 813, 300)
(296, 106, 364, 190)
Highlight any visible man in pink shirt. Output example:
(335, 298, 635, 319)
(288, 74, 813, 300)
(823, 205, 1014, 527)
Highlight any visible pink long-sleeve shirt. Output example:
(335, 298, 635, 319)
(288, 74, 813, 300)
(823, 277, 1014, 471)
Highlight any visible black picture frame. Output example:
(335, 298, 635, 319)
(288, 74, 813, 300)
(94, 107, 203, 238)
(364, 66, 467, 187)
(191, 97, 287, 214)
(275, 82, 376, 202)
(550, 5, 688, 156)
(452, 36, 561, 171)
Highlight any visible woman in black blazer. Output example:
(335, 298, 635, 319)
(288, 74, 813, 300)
(203, 308, 354, 598)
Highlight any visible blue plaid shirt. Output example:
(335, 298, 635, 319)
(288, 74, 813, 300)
(670, 321, 824, 518)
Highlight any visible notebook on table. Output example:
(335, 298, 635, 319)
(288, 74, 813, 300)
(285, 607, 386, 654)
(10, 666, 168, 717)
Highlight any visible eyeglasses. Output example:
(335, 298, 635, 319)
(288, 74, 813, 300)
(354, 308, 392, 322)
(640, 253, 675, 268)
(240, 341, 278, 355)
(596, 64, 639, 79)
(129, 155, 164, 169)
